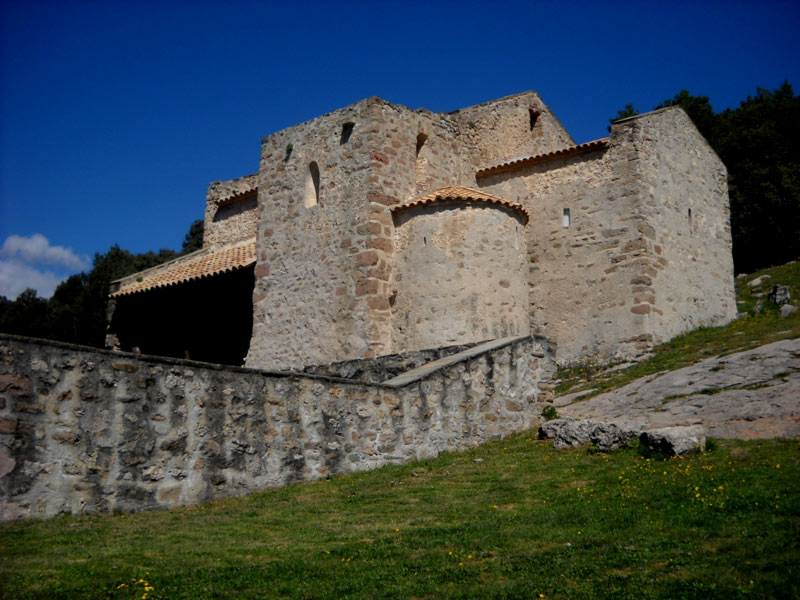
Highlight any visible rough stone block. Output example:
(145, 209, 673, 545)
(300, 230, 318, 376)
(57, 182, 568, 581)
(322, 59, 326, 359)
(0, 417, 17, 434)
(639, 426, 706, 455)
(538, 418, 639, 451)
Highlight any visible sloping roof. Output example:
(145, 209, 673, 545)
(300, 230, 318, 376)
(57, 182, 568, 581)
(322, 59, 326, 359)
(109, 239, 256, 297)
(216, 185, 258, 207)
(392, 185, 529, 224)
(476, 139, 608, 178)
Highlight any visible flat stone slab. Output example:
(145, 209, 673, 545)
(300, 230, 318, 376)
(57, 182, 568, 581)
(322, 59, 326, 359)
(559, 338, 800, 439)
(382, 336, 532, 387)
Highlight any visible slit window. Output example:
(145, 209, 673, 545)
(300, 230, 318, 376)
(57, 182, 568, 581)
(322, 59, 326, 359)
(688, 208, 693, 231)
(529, 108, 540, 131)
(304, 161, 320, 208)
(562, 208, 571, 227)
(416, 132, 428, 155)
(340, 122, 354, 144)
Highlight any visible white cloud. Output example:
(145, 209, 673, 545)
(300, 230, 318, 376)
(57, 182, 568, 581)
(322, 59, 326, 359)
(0, 234, 90, 300)
(0, 259, 66, 299)
(0, 234, 90, 271)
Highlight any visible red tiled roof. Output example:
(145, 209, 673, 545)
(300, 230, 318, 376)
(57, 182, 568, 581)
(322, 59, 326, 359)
(109, 240, 256, 297)
(392, 185, 529, 224)
(476, 139, 608, 178)
(216, 186, 258, 207)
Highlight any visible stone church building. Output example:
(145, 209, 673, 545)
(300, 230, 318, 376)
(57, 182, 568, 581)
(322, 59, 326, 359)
(108, 91, 736, 370)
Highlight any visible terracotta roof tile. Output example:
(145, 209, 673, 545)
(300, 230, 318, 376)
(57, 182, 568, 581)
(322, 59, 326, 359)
(216, 186, 258, 207)
(392, 185, 529, 224)
(110, 239, 256, 297)
(476, 139, 608, 178)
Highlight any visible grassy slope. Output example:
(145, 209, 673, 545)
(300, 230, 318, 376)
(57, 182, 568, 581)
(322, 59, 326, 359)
(556, 260, 800, 397)
(1, 437, 798, 599)
(1, 262, 799, 599)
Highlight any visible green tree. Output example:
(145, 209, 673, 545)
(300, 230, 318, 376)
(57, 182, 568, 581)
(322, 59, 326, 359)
(0, 218, 202, 346)
(715, 82, 800, 272)
(0, 289, 49, 338)
(181, 219, 204, 254)
(46, 273, 88, 343)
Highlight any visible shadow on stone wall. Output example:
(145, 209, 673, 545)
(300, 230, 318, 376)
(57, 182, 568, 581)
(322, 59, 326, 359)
(0, 333, 554, 521)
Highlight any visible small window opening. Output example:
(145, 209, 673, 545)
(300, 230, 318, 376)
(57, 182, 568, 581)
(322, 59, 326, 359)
(304, 161, 320, 208)
(340, 122, 354, 144)
(688, 208, 693, 231)
(416, 133, 428, 155)
(529, 108, 540, 131)
(562, 208, 571, 227)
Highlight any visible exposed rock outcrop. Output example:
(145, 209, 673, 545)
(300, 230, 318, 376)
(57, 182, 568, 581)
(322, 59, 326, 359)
(558, 338, 800, 439)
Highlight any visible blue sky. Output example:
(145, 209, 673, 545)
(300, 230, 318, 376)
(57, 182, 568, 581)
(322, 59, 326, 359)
(1, 0, 798, 298)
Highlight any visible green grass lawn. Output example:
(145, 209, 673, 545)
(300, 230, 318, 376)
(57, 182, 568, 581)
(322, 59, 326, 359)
(3, 262, 799, 599)
(2, 434, 798, 599)
(557, 260, 800, 397)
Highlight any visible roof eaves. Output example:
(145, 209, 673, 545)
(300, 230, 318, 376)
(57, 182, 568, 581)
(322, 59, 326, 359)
(109, 240, 256, 298)
(392, 185, 529, 225)
(215, 186, 258, 207)
(476, 139, 608, 178)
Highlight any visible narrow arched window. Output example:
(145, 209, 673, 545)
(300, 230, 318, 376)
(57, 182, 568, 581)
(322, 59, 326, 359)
(529, 108, 540, 131)
(304, 161, 320, 208)
(414, 133, 429, 194)
(416, 132, 428, 155)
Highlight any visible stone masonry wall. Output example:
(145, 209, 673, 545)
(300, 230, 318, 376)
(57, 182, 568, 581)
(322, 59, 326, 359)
(478, 134, 650, 364)
(625, 108, 737, 341)
(246, 93, 578, 370)
(246, 99, 387, 369)
(452, 91, 575, 169)
(203, 174, 259, 249)
(1, 333, 555, 521)
(392, 202, 529, 352)
(302, 343, 476, 384)
(477, 107, 736, 365)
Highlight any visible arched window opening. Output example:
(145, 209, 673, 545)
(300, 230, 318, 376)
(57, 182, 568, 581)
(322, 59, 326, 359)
(529, 108, 540, 131)
(562, 208, 571, 227)
(415, 133, 430, 195)
(304, 161, 320, 208)
(416, 132, 428, 155)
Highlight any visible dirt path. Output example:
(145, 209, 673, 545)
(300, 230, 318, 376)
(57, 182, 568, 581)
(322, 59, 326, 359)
(556, 338, 800, 439)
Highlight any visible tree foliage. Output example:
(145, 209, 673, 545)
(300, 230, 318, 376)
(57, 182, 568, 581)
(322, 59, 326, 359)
(612, 82, 800, 273)
(0, 219, 204, 346)
(181, 219, 204, 254)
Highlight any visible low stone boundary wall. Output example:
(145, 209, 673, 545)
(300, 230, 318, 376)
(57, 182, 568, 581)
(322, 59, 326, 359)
(301, 342, 476, 384)
(0, 333, 554, 521)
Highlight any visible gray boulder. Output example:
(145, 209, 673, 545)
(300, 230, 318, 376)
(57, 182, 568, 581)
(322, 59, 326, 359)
(539, 418, 639, 451)
(768, 285, 791, 306)
(780, 304, 799, 318)
(639, 425, 706, 455)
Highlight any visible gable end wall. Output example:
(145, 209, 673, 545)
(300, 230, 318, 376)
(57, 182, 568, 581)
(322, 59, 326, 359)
(627, 107, 736, 341)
